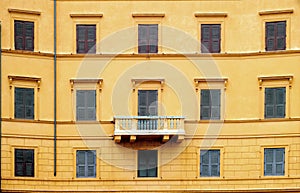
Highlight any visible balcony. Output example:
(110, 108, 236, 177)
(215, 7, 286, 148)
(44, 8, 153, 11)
(114, 116, 185, 143)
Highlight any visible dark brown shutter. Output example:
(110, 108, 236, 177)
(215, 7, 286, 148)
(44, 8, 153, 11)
(276, 21, 286, 50)
(14, 21, 24, 50)
(211, 25, 221, 53)
(266, 22, 275, 51)
(25, 22, 34, 51)
(201, 25, 210, 53)
(77, 25, 96, 53)
(149, 25, 158, 53)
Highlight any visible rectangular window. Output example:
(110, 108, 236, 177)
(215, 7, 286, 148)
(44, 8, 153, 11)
(138, 24, 158, 53)
(76, 90, 96, 121)
(15, 149, 34, 177)
(138, 150, 158, 178)
(200, 150, 220, 177)
(138, 90, 158, 130)
(201, 24, 221, 53)
(15, 87, 34, 119)
(265, 87, 286, 118)
(76, 25, 96, 54)
(200, 89, 220, 120)
(76, 150, 96, 178)
(264, 148, 285, 176)
(14, 20, 34, 51)
(266, 21, 286, 51)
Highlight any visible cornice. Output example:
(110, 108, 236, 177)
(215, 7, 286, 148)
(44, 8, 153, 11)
(8, 8, 41, 15)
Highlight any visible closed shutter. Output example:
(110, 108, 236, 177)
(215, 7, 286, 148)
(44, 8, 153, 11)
(76, 90, 96, 121)
(276, 21, 286, 50)
(148, 151, 158, 177)
(25, 22, 34, 51)
(200, 90, 210, 119)
(76, 151, 86, 177)
(25, 88, 34, 119)
(200, 151, 210, 176)
(87, 26, 96, 53)
(149, 25, 158, 53)
(265, 88, 275, 118)
(87, 151, 96, 177)
(15, 21, 24, 50)
(15, 149, 34, 177)
(15, 88, 25, 118)
(275, 88, 285, 118)
(211, 90, 221, 119)
(15, 88, 34, 119)
(201, 25, 210, 53)
(138, 25, 148, 53)
(138, 90, 158, 116)
(211, 25, 221, 53)
(77, 25, 86, 53)
(138, 150, 157, 177)
(264, 148, 273, 175)
(275, 148, 285, 175)
(266, 22, 275, 51)
(210, 150, 220, 176)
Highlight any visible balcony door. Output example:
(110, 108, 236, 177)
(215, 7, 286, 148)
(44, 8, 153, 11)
(138, 90, 158, 130)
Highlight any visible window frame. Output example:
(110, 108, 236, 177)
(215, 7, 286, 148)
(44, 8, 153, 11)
(137, 150, 158, 178)
(200, 89, 221, 120)
(264, 87, 286, 118)
(138, 24, 158, 54)
(14, 20, 34, 51)
(76, 24, 97, 54)
(76, 150, 97, 178)
(264, 148, 285, 176)
(201, 24, 221, 53)
(14, 87, 35, 120)
(76, 89, 97, 121)
(14, 148, 35, 177)
(260, 145, 289, 178)
(265, 21, 286, 51)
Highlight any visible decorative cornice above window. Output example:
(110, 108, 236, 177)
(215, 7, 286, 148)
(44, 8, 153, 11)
(70, 13, 103, 18)
(131, 78, 165, 91)
(194, 77, 228, 90)
(8, 75, 41, 89)
(132, 13, 165, 17)
(258, 75, 293, 89)
(8, 8, 41, 15)
(194, 12, 228, 17)
(70, 78, 103, 91)
(259, 9, 294, 16)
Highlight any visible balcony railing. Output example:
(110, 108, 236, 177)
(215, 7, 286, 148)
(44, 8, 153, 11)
(114, 116, 185, 136)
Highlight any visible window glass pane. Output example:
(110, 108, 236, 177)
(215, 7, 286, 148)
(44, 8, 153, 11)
(266, 23, 275, 37)
(87, 151, 95, 164)
(276, 164, 284, 175)
(277, 22, 286, 36)
(78, 166, 85, 177)
(276, 88, 285, 105)
(275, 149, 284, 162)
(201, 90, 210, 106)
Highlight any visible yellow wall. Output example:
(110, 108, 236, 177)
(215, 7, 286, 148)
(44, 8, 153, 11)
(0, 0, 300, 192)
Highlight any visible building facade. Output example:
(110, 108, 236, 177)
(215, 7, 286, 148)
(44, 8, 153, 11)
(0, 0, 300, 192)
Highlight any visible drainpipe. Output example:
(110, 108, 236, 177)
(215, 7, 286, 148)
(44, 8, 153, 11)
(54, 0, 57, 176)
(0, 21, 2, 190)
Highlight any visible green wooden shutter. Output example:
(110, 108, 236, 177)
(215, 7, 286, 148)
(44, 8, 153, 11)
(266, 22, 275, 51)
(14, 21, 24, 50)
(87, 150, 96, 177)
(76, 151, 86, 177)
(138, 25, 148, 53)
(275, 148, 285, 175)
(275, 88, 285, 118)
(86, 90, 96, 120)
(265, 88, 275, 118)
(76, 90, 85, 120)
(87, 25, 96, 53)
(200, 90, 210, 120)
(201, 25, 210, 53)
(276, 21, 286, 50)
(25, 22, 34, 51)
(200, 150, 210, 176)
(138, 151, 147, 177)
(15, 88, 25, 118)
(210, 150, 220, 176)
(211, 89, 221, 120)
(149, 24, 158, 53)
(211, 25, 221, 53)
(25, 88, 34, 119)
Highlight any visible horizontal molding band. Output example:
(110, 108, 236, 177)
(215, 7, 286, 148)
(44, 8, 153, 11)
(8, 8, 41, 15)
(2, 49, 300, 58)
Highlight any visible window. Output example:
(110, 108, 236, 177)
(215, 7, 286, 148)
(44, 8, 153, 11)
(138, 90, 158, 130)
(200, 89, 220, 120)
(15, 149, 34, 177)
(76, 25, 96, 53)
(265, 21, 286, 51)
(138, 24, 158, 53)
(264, 148, 285, 176)
(14, 20, 34, 51)
(200, 150, 220, 177)
(201, 24, 221, 53)
(15, 87, 34, 119)
(76, 150, 96, 178)
(76, 90, 96, 121)
(265, 87, 285, 118)
(138, 150, 158, 177)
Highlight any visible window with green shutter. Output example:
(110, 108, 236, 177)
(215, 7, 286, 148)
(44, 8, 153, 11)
(76, 90, 96, 121)
(138, 24, 158, 53)
(200, 150, 220, 177)
(264, 148, 285, 176)
(138, 150, 158, 177)
(266, 21, 286, 51)
(264, 87, 285, 118)
(15, 149, 34, 177)
(76, 150, 96, 178)
(200, 89, 221, 120)
(14, 20, 34, 51)
(76, 25, 96, 53)
(15, 87, 34, 119)
(201, 24, 221, 53)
